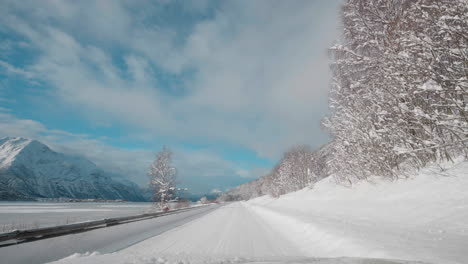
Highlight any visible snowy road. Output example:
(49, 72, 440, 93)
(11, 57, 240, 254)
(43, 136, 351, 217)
(50, 202, 429, 264)
(0, 204, 220, 264)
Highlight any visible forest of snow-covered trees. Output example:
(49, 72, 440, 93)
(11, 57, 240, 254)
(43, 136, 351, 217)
(220, 0, 467, 201)
(220, 145, 330, 201)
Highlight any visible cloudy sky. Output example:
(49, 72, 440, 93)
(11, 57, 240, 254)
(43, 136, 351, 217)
(0, 0, 342, 194)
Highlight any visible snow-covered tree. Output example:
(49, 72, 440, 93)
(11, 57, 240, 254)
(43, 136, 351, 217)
(148, 146, 177, 209)
(324, 0, 467, 184)
(221, 0, 467, 199)
(199, 196, 208, 204)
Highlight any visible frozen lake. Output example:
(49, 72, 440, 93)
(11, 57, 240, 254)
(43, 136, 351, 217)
(0, 202, 154, 232)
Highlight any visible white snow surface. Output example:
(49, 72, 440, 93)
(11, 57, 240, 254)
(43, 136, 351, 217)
(0, 137, 33, 168)
(246, 159, 468, 264)
(0, 137, 96, 175)
(0, 202, 154, 232)
(51, 159, 467, 264)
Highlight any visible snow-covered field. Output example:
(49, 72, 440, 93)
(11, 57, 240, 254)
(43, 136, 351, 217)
(0, 205, 220, 264)
(0, 202, 153, 232)
(48, 159, 468, 264)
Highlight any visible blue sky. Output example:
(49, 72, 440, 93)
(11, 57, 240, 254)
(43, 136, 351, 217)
(0, 0, 342, 194)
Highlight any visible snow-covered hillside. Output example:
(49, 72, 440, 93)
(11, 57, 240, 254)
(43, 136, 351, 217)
(50, 159, 467, 264)
(0, 137, 145, 201)
(246, 158, 468, 264)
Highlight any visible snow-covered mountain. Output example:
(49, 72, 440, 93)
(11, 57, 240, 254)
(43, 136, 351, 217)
(0, 137, 145, 201)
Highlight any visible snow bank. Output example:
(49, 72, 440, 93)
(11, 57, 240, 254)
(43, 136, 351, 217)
(250, 158, 468, 227)
(247, 159, 468, 264)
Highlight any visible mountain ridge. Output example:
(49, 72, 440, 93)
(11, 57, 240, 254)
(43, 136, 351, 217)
(0, 137, 146, 201)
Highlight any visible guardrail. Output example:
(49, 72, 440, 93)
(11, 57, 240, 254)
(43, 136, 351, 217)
(0, 205, 210, 248)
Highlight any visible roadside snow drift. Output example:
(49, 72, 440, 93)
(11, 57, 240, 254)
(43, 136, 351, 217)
(247, 159, 468, 264)
(51, 159, 467, 264)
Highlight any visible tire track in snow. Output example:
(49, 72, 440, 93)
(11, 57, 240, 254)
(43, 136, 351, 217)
(49, 202, 433, 264)
(244, 202, 390, 259)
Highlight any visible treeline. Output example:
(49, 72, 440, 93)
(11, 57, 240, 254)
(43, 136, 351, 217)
(219, 145, 330, 201)
(221, 0, 467, 201)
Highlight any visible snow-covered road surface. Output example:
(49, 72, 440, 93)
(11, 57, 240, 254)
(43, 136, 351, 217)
(0, 204, 220, 264)
(50, 202, 430, 264)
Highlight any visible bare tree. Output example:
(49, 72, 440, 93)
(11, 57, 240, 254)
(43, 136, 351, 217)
(148, 146, 177, 210)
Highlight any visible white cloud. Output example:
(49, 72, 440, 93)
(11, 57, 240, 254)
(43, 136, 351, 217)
(0, 0, 340, 159)
(0, 0, 342, 190)
(0, 60, 36, 79)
